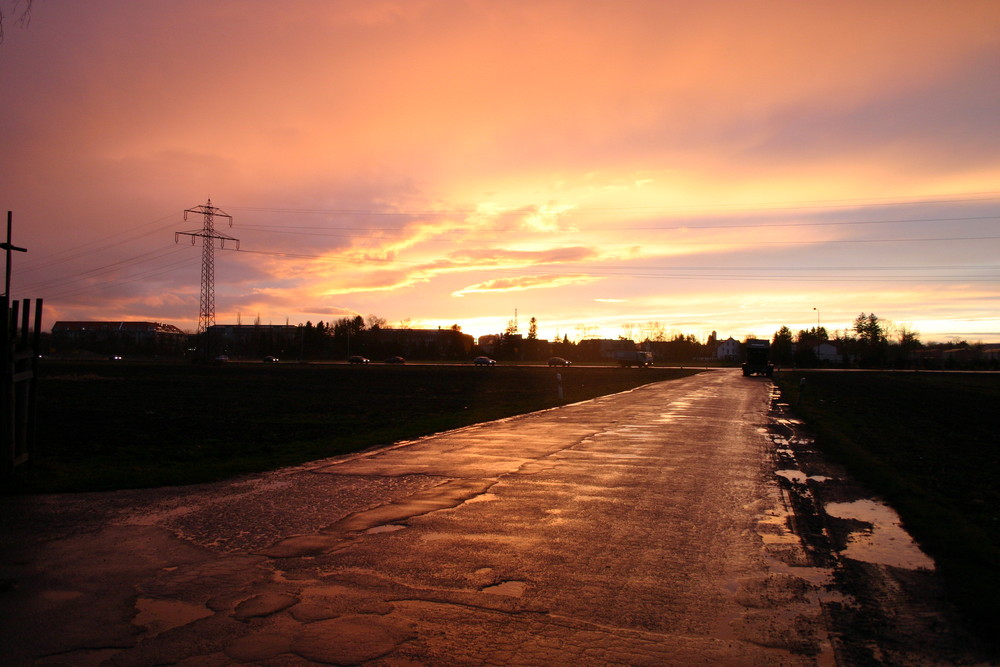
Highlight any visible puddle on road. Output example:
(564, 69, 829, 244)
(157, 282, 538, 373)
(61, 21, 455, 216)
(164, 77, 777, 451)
(40, 589, 84, 602)
(133, 598, 213, 636)
(757, 510, 800, 545)
(365, 524, 407, 534)
(655, 415, 695, 424)
(824, 499, 935, 570)
(462, 492, 500, 504)
(481, 580, 528, 597)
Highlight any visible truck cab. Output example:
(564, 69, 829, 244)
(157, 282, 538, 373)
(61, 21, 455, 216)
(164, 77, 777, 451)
(613, 350, 654, 367)
(742, 339, 774, 377)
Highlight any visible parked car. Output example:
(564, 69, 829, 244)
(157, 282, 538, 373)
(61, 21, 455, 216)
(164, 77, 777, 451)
(384, 356, 406, 364)
(548, 357, 571, 366)
(213, 355, 230, 364)
(348, 355, 370, 364)
(474, 356, 496, 366)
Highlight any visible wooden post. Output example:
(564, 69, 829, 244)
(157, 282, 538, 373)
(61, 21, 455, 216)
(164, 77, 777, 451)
(1, 213, 33, 476)
(30, 299, 42, 458)
(1, 295, 10, 476)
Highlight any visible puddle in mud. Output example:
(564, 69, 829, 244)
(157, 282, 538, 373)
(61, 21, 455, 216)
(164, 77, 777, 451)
(776, 469, 807, 484)
(365, 524, 407, 534)
(481, 580, 528, 597)
(763, 555, 837, 590)
(757, 510, 800, 545)
(776, 470, 833, 485)
(824, 499, 935, 570)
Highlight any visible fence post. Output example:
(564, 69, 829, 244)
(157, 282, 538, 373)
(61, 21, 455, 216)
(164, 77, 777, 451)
(1, 296, 12, 476)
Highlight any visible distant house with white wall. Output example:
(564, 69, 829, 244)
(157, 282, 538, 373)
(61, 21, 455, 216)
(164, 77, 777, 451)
(715, 337, 740, 360)
(813, 342, 841, 363)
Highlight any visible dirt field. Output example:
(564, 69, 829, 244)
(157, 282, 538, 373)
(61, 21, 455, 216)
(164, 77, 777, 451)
(774, 370, 1000, 654)
(15, 360, 701, 493)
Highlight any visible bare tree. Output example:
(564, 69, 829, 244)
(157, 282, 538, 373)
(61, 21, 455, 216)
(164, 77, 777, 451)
(641, 321, 667, 342)
(0, 0, 32, 44)
(365, 314, 388, 330)
(575, 324, 597, 341)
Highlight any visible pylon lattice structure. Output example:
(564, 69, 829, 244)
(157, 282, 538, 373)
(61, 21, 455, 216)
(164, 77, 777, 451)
(175, 200, 239, 334)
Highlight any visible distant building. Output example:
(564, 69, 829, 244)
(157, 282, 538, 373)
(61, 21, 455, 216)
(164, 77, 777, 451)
(477, 334, 501, 354)
(207, 324, 299, 358)
(576, 338, 637, 362)
(715, 337, 740, 360)
(813, 342, 841, 363)
(942, 344, 1000, 364)
(52, 321, 187, 356)
(369, 327, 474, 358)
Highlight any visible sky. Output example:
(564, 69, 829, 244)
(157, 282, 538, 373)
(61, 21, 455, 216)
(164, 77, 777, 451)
(2, 0, 999, 344)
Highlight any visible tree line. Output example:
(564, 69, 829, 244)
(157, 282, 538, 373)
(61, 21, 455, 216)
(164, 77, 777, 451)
(769, 312, 996, 369)
(44, 311, 996, 368)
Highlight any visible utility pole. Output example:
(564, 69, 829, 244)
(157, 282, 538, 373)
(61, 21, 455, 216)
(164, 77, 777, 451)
(175, 200, 239, 335)
(2, 211, 28, 298)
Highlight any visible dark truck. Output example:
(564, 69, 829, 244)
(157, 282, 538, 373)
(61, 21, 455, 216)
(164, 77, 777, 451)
(742, 338, 774, 377)
(612, 349, 654, 368)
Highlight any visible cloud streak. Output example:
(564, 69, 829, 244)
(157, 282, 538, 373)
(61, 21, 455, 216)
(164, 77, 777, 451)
(453, 274, 600, 297)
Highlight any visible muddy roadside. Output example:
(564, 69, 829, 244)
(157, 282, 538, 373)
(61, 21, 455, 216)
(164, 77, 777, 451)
(767, 392, 997, 665)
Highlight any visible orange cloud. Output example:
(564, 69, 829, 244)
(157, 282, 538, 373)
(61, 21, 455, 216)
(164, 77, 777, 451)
(452, 274, 599, 297)
(449, 246, 599, 265)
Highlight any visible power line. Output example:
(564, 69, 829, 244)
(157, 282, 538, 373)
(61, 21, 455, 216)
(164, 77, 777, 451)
(18, 246, 188, 294)
(234, 247, 1000, 269)
(232, 248, 997, 282)
(40, 255, 194, 300)
(237, 234, 1000, 252)
(236, 214, 997, 238)
(17, 212, 179, 277)
(228, 190, 1000, 216)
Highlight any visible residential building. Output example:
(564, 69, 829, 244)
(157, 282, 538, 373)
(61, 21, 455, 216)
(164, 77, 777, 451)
(52, 321, 187, 356)
(715, 337, 740, 360)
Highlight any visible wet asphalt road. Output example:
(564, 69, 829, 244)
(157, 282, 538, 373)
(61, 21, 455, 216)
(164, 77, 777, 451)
(0, 370, 833, 665)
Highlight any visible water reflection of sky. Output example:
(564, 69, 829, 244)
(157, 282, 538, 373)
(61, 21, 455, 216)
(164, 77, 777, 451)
(825, 499, 935, 571)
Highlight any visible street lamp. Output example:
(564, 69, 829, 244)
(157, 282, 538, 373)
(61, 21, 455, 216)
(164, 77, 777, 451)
(813, 307, 820, 329)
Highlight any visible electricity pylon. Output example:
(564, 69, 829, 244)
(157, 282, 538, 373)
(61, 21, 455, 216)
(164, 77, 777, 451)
(175, 199, 239, 334)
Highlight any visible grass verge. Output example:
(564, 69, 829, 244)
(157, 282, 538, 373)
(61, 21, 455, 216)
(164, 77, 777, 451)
(8, 360, 701, 494)
(774, 370, 1000, 638)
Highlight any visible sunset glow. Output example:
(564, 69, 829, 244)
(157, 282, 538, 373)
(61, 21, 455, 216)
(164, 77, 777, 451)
(2, 1, 998, 343)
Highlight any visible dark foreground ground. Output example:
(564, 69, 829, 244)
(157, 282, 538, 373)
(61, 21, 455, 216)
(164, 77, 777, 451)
(7, 362, 998, 656)
(774, 370, 1000, 648)
(0, 370, 873, 664)
(11, 360, 701, 494)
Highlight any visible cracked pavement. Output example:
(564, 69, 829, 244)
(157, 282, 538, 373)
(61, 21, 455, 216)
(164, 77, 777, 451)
(2, 370, 840, 665)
